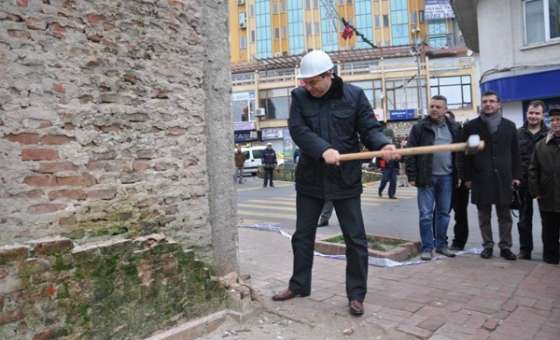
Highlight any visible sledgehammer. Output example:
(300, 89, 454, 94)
(339, 135, 484, 162)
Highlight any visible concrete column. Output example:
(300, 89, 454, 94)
(203, 0, 240, 275)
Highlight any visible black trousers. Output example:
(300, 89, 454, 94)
(517, 186, 534, 253)
(541, 210, 560, 264)
(451, 183, 470, 249)
(289, 194, 368, 302)
(263, 168, 274, 187)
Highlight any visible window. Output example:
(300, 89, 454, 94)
(251, 30, 256, 42)
(430, 76, 472, 109)
(374, 15, 380, 28)
(355, 0, 373, 48)
(240, 36, 247, 49)
(385, 78, 427, 111)
(383, 15, 389, 27)
(306, 0, 311, 9)
(350, 80, 383, 109)
(523, 0, 560, 44)
(259, 88, 291, 120)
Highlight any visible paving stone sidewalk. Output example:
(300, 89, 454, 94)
(203, 228, 560, 340)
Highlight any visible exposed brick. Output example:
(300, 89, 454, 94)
(5, 132, 40, 144)
(16, 0, 29, 6)
(58, 215, 77, 226)
(52, 83, 65, 93)
(48, 189, 86, 201)
(167, 127, 186, 136)
(133, 160, 151, 171)
(0, 268, 9, 280)
(9, 189, 44, 199)
(28, 238, 74, 256)
(24, 175, 57, 187)
(87, 188, 117, 200)
(0, 245, 29, 263)
(0, 309, 24, 326)
(28, 203, 66, 214)
(40, 135, 74, 145)
(92, 150, 117, 160)
(51, 23, 65, 39)
(37, 161, 78, 174)
(86, 14, 105, 25)
(33, 329, 55, 340)
(25, 18, 48, 30)
(137, 149, 155, 159)
(8, 29, 31, 39)
(56, 174, 96, 187)
(22, 148, 59, 161)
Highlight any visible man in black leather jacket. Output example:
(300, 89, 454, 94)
(516, 101, 548, 259)
(271, 50, 399, 317)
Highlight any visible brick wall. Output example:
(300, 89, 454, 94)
(0, 0, 217, 252)
(0, 235, 226, 339)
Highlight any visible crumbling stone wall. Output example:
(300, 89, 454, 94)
(0, 234, 226, 339)
(0, 0, 236, 258)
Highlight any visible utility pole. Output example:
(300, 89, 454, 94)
(412, 27, 423, 119)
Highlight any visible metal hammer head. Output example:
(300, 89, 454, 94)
(465, 135, 484, 155)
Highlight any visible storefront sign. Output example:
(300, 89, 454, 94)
(262, 128, 284, 140)
(233, 121, 255, 131)
(389, 109, 417, 121)
(234, 130, 257, 143)
(425, 0, 455, 20)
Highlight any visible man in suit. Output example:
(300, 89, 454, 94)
(462, 91, 521, 260)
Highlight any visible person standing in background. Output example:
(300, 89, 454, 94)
(234, 144, 246, 184)
(262, 143, 277, 187)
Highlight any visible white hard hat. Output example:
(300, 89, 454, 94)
(297, 50, 334, 79)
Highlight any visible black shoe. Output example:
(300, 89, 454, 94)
(449, 245, 464, 251)
(518, 250, 531, 260)
(378, 191, 382, 198)
(317, 220, 329, 227)
(500, 248, 517, 261)
(543, 258, 559, 265)
(480, 248, 493, 259)
(388, 196, 397, 199)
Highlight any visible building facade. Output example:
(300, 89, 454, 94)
(229, 0, 479, 160)
(452, 0, 560, 126)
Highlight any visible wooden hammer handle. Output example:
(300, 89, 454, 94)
(338, 141, 485, 162)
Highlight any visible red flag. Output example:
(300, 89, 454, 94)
(341, 25, 353, 40)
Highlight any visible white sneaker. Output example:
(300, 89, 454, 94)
(420, 251, 432, 261)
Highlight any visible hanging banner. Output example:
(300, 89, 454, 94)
(425, 0, 455, 20)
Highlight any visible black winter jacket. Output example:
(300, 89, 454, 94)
(517, 123, 548, 186)
(463, 116, 521, 205)
(288, 75, 390, 200)
(405, 117, 461, 187)
(262, 148, 277, 169)
(529, 134, 560, 212)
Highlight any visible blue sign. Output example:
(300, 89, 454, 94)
(481, 68, 560, 103)
(389, 109, 416, 121)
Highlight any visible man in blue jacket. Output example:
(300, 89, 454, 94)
(271, 50, 399, 316)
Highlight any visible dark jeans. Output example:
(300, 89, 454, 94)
(263, 168, 274, 187)
(517, 186, 534, 253)
(289, 194, 368, 302)
(451, 183, 470, 249)
(379, 166, 397, 198)
(541, 210, 560, 264)
(477, 204, 513, 250)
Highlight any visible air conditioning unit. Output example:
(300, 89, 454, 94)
(238, 0, 245, 5)
(255, 108, 266, 117)
(273, 52, 282, 57)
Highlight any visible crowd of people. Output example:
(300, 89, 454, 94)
(405, 92, 559, 265)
